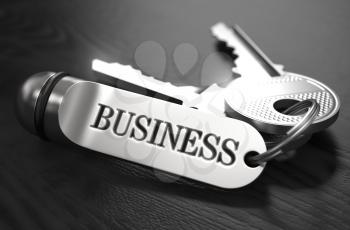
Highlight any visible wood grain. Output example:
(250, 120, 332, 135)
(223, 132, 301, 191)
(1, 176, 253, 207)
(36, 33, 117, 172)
(1, 0, 349, 229)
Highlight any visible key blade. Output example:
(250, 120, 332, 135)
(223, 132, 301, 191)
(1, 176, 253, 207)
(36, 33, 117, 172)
(92, 59, 201, 106)
(211, 23, 283, 79)
(232, 24, 282, 76)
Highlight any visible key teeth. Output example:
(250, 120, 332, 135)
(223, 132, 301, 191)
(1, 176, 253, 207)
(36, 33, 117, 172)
(212, 23, 254, 78)
(231, 67, 241, 77)
(120, 63, 143, 77)
(211, 22, 237, 51)
(211, 22, 285, 77)
(118, 63, 166, 82)
(274, 64, 285, 73)
(112, 62, 163, 83)
(211, 22, 242, 76)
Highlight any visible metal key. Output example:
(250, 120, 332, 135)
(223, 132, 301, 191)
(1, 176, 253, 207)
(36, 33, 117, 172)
(92, 59, 201, 108)
(207, 23, 340, 134)
(92, 60, 233, 118)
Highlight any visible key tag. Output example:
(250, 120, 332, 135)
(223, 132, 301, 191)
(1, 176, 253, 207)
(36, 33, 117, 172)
(59, 81, 266, 189)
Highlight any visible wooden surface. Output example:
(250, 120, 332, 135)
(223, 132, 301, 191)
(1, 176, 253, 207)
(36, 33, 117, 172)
(1, 0, 350, 229)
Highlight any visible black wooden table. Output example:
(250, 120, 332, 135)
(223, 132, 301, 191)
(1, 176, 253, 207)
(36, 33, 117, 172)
(1, 0, 349, 229)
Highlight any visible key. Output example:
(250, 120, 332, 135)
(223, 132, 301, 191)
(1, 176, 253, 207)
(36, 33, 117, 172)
(92, 60, 232, 117)
(207, 23, 340, 134)
(92, 59, 201, 108)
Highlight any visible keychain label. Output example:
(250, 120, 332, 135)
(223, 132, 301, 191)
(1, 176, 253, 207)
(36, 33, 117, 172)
(58, 81, 266, 188)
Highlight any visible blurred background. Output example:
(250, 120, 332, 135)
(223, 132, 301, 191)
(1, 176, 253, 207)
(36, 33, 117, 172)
(1, 0, 349, 229)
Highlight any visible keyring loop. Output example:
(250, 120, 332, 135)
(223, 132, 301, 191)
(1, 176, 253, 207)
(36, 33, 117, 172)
(247, 99, 320, 166)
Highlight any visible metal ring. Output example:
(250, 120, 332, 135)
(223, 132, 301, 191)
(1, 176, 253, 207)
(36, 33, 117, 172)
(247, 99, 320, 165)
(34, 72, 68, 140)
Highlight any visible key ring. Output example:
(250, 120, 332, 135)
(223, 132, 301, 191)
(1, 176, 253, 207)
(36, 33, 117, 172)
(246, 99, 320, 166)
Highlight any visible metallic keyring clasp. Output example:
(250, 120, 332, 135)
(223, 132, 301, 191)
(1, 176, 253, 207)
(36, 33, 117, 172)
(247, 99, 320, 165)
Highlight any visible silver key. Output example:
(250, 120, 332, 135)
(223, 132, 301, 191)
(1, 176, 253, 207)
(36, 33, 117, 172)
(92, 60, 230, 117)
(92, 59, 201, 107)
(208, 23, 340, 134)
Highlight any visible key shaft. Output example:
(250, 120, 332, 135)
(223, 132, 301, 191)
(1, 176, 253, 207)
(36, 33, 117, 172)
(92, 59, 201, 107)
(232, 25, 282, 77)
(211, 23, 284, 79)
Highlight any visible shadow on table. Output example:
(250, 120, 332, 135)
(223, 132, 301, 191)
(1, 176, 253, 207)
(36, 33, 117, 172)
(45, 129, 337, 209)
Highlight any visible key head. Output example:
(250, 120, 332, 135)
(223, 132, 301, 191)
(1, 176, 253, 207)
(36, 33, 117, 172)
(224, 72, 340, 134)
